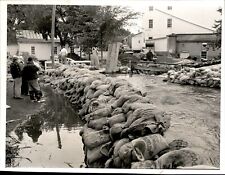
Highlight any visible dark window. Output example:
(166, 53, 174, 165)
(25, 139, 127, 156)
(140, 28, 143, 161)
(168, 6, 172, 10)
(201, 51, 207, 59)
(31, 46, 35, 55)
(70, 47, 74, 53)
(167, 18, 172, 28)
(148, 37, 153, 39)
(149, 6, 153, 11)
(149, 19, 153, 28)
(54, 47, 57, 54)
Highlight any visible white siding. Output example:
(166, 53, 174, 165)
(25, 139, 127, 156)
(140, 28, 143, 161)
(7, 44, 19, 56)
(131, 33, 145, 50)
(19, 42, 61, 61)
(154, 38, 168, 52)
(143, 9, 214, 40)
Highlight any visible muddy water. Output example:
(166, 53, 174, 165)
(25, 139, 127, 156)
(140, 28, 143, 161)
(10, 86, 85, 168)
(117, 74, 220, 167)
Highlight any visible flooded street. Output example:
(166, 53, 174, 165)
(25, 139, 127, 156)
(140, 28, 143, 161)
(8, 74, 220, 168)
(9, 86, 85, 168)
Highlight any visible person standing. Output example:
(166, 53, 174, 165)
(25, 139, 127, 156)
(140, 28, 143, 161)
(91, 47, 100, 70)
(59, 46, 68, 64)
(19, 56, 29, 96)
(146, 49, 154, 61)
(10, 56, 23, 99)
(22, 57, 43, 102)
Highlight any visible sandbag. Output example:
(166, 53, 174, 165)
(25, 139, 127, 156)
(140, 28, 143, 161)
(122, 102, 156, 113)
(121, 120, 169, 138)
(93, 89, 106, 99)
(86, 142, 111, 164)
(88, 117, 109, 130)
(83, 129, 111, 149)
(157, 139, 189, 157)
(111, 95, 130, 109)
(131, 134, 169, 161)
(108, 114, 126, 127)
(131, 160, 155, 169)
(90, 80, 103, 89)
(154, 148, 203, 169)
(124, 108, 157, 128)
(118, 142, 134, 168)
(111, 108, 124, 116)
(96, 84, 110, 91)
(85, 106, 113, 121)
(113, 138, 130, 157)
(109, 122, 126, 141)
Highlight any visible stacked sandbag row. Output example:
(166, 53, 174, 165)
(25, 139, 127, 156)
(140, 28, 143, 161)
(165, 65, 221, 88)
(43, 64, 205, 169)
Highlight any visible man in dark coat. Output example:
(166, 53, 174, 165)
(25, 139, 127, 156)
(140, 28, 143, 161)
(22, 57, 42, 102)
(10, 56, 23, 99)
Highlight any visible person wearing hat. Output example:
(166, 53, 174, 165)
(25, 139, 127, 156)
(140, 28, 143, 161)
(10, 56, 23, 99)
(22, 57, 43, 102)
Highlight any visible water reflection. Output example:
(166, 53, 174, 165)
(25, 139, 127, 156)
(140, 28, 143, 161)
(12, 86, 85, 168)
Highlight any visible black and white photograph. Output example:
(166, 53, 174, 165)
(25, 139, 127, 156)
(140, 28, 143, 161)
(1, 0, 224, 173)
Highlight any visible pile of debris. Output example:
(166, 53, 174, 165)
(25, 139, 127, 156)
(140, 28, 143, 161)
(42, 64, 213, 169)
(165, 65, 221, 88)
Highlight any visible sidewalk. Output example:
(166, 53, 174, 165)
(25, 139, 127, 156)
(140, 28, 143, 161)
(6, 77, 43, 134)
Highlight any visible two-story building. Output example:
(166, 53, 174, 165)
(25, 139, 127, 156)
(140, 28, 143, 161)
(131, 3, 221, 59)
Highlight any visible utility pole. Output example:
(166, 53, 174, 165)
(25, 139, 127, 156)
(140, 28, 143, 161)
(51, 5, 56, 68)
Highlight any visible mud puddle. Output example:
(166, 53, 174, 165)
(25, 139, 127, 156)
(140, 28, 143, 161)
(8, 86, 85, 168)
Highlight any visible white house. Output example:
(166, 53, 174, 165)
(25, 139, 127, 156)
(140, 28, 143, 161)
(131, 32, 145, 51)
(7, 30, 61, 61)
(131, 4, 221, 58)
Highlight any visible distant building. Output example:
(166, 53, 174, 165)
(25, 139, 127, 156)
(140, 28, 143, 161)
(131, 5, 221, 59)
(131, 32, 145, 52)
(7, 30, 61, 61)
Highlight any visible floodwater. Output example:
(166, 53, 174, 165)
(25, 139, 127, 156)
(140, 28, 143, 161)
(10, 86, 85, 168)
(9, 74, 220, 168)
(118, 74, 220, 167)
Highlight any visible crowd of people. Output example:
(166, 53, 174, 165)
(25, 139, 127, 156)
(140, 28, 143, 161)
(9, 55, 44, 102)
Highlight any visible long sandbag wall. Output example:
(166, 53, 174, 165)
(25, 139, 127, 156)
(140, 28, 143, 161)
(43, 64, 208, 169)
(165, 65, 221, 88)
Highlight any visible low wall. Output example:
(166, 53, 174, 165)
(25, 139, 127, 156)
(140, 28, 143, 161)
(43, 64, 213, 169)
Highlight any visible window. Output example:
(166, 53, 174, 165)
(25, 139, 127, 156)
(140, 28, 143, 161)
(138, 40, 140, 44)
(168, 6, 172, 10)
(70, 46, 74, 53)
(31, 46, 35, 55)
(149, 19, 153, 28)
(149, 6, 153, 11)
(148, 37, 153, 40)
(167, 18, 172, 28)
(54, 47, 57, 54)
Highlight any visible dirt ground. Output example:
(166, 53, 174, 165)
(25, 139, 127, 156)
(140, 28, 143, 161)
(120, 74, 220, 167)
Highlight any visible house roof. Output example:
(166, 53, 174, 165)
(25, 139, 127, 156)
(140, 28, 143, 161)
(16, 30, 60, 43)
(155, 9, 215, 32)
(168, 33, 217, 42)
(132, 32, 143, 37)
